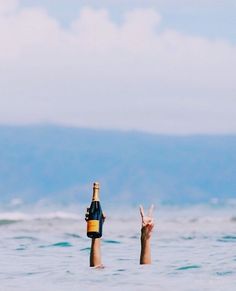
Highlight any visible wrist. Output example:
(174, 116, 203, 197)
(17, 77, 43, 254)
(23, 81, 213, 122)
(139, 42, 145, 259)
(141, 234, 151, 244)
(91, 237, 100, 241)
(141, 229, 152, 241)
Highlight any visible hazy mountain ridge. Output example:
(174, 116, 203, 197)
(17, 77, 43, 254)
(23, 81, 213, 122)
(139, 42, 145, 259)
(0, 125, 236, 205)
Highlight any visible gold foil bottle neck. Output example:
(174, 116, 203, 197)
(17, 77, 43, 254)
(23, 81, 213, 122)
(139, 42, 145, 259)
(92, 182, 100, 201)
(93, 182, 100, 189)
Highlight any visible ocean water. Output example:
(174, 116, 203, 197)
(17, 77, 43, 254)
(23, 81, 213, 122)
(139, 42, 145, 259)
(0, 204, 235, 291)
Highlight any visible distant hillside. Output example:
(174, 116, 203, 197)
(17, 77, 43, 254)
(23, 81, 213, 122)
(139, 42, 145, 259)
(0, 125, 235, 205)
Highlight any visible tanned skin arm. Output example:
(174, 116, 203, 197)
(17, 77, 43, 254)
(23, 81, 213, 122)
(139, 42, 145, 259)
(139, 205, 154, 265)
(90, 238, 102, 267)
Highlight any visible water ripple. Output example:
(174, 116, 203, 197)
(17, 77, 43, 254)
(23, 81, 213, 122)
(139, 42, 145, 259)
(217, 235, 236, 243)
(216, 271, 234, 276)
(103, 239, 121, 244)
(65, 233, 81, 239)
(0, 219, 20, 226)
(176, 265, 201, 271)
(80, 247, 90, 252)
(13, 236, 38, 241)
(39, 242, 72, 248)
(181, 235, 196, 240)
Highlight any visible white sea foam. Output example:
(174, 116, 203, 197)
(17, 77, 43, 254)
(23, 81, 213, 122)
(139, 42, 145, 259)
(0, 211, 81, 221)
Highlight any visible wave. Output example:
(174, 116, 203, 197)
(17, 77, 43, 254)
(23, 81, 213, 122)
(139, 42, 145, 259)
(39, 242, 73, 248)
(217, 235, 236, 243)
(0, 205, 235, 227)
(0, 211, 80, 223)
(0, 219, 21, 225)
(176, 265, 201, 271)
(103, 239, 121, 244)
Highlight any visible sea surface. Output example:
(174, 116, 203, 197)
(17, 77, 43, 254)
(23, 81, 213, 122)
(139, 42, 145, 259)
(0, 204, 235, 291)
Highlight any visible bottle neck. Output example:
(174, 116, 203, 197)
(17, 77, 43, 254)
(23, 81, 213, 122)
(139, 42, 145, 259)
(92, 188, 100, 201)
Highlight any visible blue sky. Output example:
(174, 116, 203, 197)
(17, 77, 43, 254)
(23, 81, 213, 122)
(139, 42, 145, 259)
(0, 0, 235, 134)
(19, 0, 236, 42)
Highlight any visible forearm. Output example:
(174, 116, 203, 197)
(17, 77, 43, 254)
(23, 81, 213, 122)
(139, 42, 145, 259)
(90, 238, 102, 267)
(140, 237, 151, 264)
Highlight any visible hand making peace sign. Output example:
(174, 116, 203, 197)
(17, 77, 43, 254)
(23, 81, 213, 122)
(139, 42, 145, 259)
(139, 204, 154, 240)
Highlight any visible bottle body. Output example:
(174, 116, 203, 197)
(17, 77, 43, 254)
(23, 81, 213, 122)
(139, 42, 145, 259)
(87, 182, 103, 238)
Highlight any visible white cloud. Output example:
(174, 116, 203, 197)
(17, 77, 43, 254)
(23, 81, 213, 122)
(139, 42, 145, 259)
(0, 0, 18, 14)
(0, 1, 235, 134)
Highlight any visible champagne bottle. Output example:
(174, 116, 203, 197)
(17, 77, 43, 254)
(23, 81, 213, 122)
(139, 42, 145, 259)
(87, 182, 103, 238)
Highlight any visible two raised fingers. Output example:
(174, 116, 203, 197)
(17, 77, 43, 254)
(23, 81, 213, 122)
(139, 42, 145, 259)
(139, 204, 154, 218)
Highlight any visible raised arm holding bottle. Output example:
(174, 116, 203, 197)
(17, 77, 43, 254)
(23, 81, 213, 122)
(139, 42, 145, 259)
(85, 182, 105, 268)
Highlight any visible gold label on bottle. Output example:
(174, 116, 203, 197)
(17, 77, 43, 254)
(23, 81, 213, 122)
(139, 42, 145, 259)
(87, 220, 99, 232)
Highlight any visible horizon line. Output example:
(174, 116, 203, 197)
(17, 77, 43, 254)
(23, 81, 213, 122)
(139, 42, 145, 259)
(0, 122, 236, 137)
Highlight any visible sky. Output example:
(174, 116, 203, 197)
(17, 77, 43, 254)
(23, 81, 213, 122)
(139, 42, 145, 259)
(0, 0, 235, 134)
